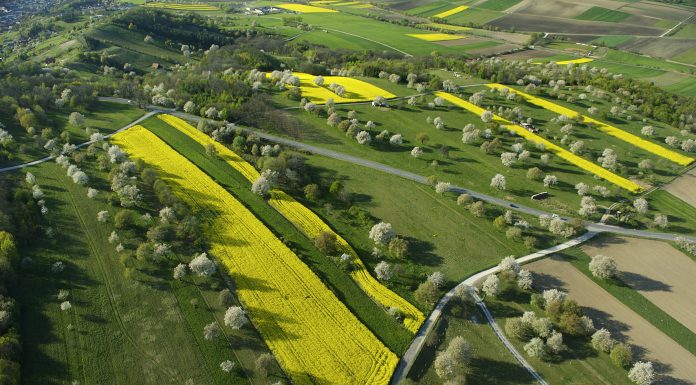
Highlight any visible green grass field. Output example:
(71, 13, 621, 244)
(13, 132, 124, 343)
(602, 49, 696, 74)
(575, 7, 630, 22)
(563, 245, 696, 358)
(673, 46, 696, 64)
(591, 35, 633, 48)
(443, 8, 502, 25)
(255, 12, 495, 56)
(141, 116, 416, 353)
(672, 23, 696, 39)
(665, 76, 696, 97)
(85, 24, 185, 69)
(476, 0, 521, 11)
(17, 160, 283, 385)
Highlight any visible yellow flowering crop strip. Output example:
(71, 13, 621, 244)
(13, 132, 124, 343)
(419, 23, 472, 31)
(434, 92, 643, 193)
(407, 33, 465, 42)
(555, 58, 594, 65)
(158, 114, 425, 333)
(277, 3, 338, 13)
(142, 2, 218, 11)
(112, 126, 398, 385)
(433, 5, 468, 18)
(269, 72, 395, 104)
(486, 84, 694, 167)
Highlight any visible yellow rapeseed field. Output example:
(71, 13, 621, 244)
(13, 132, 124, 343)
(271, 72, 395, 104)
(434, 92, 644, 193)
(419, 23, 472, 31)
(407, 33, 465, 42)
(158, 114, 425, 333)
(433, 5, 469, 18)
(142, 2, 217, 11)
(277, 3, 338, 13)
(486, 84, 695, 167)
(555, 58, 594, 65)
(112, 126, 398, 385)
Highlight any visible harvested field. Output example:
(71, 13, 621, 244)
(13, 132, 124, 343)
(617, 37, 696, 61)
(498, 49, 556, 60)
(621, 2, 692, 22)
(435, 37, 472, 46)
(528, 256, 696, 385)
(664, 168, 696, 209)
(488, 13, 664, 35)
(581, 236, 696, 334)
(466, 42, 519, 55)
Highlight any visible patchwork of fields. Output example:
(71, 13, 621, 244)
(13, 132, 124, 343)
(158, 114, 426, 333)
(112, 126, 398, 385)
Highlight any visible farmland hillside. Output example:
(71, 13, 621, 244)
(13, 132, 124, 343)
(2, 1, 696, 385)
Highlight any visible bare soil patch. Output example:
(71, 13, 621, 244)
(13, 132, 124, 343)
(528, 256, 696, 384)
(617, 37, 696, 60)
(582, 236, 696, 334)
(436, 37, 474, 46)
(621, 3, 691, 22)
(468, 43, 520, 56)
(510, 0, 593, 19)
(664, 167, 696, 209)
(497, 49, 555, 60)
(488, 13, 664, 36)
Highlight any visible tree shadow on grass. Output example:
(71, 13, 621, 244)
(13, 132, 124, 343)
(618, 271, 671, 292)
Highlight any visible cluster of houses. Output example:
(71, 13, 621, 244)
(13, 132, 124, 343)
(512, 120, 539, 133)
(245, 6, 282, 16)
(0, 0, 57, 32)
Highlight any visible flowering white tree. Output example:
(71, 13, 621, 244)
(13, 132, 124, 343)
(173, 263, 187, 279)
(427, 271, 446, 289)
(589, 254, 617, 279)
(224, 306, 248, 329)
(411, 147, 423, 158)
(481, 110, 493, 123)
(591, 328, 614, 352)
(189, 253, 216, 277)
(482, 274, 500, 297)
(97, 210, 109, 222)
(628, 361, 655, 385)
(653, 213, 668, 229)
(389, 134, 403, 146)
(220, 360, 236, 373)
(517, 269, 533, 290)
(490, 174, 506, 190)
(435, 182, 451, 194)
(369, 222, 395, 245)
(633, 198, 649, 214)
(501, 152, 517, 167)
(374, 261, 392, 281)
(543, 175, 558, 187)
(356, 131, 372, 144)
